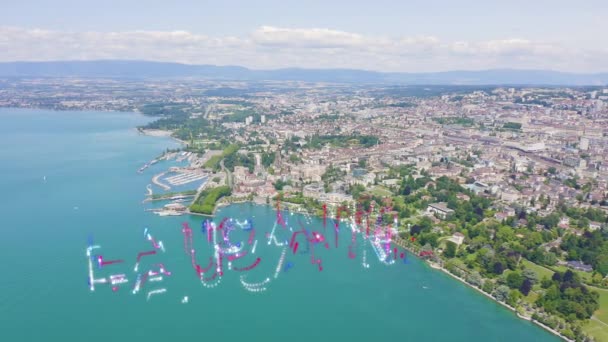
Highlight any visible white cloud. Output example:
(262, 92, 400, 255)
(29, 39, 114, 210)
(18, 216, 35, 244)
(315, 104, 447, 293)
(251, 26, 372, 48)
(0, 25, 605, 72)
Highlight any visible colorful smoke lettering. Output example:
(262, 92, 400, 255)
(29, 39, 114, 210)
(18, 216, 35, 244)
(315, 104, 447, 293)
(86, 201, 410, 301)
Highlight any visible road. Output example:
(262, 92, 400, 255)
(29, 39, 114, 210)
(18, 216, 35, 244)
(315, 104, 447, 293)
(592, 316, 608, 328)
(220, 159, 233, 188)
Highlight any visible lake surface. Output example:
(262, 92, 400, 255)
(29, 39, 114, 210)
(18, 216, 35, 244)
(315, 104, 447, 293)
(0, 108, 558, 341)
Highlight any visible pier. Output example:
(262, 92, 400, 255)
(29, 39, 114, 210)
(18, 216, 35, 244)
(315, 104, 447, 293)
(175, 152, 192, 162)
(86, 245, 100, 291)
(143, 192, 195, 203)
(151, 172, 170, 191)
(146, 288, 167, 301)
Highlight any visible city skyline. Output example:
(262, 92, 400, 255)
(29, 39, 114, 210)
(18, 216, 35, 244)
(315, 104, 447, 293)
(1, 0, 608, 72)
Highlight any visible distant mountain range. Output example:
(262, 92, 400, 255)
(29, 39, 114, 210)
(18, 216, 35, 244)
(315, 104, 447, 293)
(0, 60, 607, 85)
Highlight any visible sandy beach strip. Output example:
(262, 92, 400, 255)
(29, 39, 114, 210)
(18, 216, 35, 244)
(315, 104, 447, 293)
(140, 128, 173, 137)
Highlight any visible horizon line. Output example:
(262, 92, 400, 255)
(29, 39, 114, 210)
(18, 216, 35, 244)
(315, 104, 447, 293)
(1, 59, 608, 75)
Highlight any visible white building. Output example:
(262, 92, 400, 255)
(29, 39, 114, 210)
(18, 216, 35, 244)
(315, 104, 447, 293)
(303, 183, 324, 199)
(448, 232, 465, 246)
(426, 202, 454, 219)
(589, 221, 602, 231)
(580, 137, 589, 151)
(321, 192, 353, 205)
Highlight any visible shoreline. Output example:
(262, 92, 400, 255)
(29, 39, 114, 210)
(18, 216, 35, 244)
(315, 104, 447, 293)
(185, 209, 214, 218)
(181, 199, 575, 342)
(136, 120, 577, 342)
(393, 234, 573, 342)
(393, 236, 571, 341)
(433, 261, 573, 342)
(196, 199, 576, 342)
(138, 128, 188, 146)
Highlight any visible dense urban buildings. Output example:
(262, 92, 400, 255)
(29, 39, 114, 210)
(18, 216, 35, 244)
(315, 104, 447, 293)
(2, 77, 608, 340)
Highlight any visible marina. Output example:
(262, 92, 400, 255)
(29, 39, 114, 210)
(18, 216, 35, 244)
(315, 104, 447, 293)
(164, 170, 208, 186)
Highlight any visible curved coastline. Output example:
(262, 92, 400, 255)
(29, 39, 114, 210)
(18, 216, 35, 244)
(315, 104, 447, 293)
(214, 201, 572, 341)
(433, 262, 572, 342)
(139, 126, 569, 342)
(138, 128, 188, 146)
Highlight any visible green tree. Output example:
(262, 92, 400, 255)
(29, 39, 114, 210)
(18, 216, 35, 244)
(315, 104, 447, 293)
(466, 271, 483, 288)
(289, 154, 301, 163)
(190, 186, 232, 215)
(540, 213, 560, 229)
(592, 272, 603, 284)
(595, 254, 608, 276)
(507, 289, 522, 307)
(444, 241, 457, 258)
(507, 272, 524, 289)
(261, 151, 275, 167)
(544, 252, 558, 266)
(495, 285, 510, 302)
(496, 226, 515, 242)
(520, 278, 532, 296)
(493, 261, 505, 275)
(536, 271, 599, 321)
(522, 268, 539, 285)
(503, 122, 522, 130)
(482, 280, 494, 294)
(274, 179, 291, 191)
(349, 184, 366, 198)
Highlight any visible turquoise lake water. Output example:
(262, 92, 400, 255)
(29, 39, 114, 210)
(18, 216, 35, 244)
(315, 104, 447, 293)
(0, 108, 559, 341)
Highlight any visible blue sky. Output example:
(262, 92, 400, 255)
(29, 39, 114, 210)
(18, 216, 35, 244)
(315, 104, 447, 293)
(1, 0, 607, 72)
